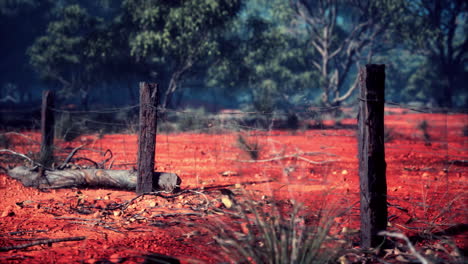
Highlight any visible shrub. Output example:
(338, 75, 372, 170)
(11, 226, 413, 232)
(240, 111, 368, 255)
(417, 120, 431, 145)
(211, 194, 339, 264)
(175, 107, 208, 132)
(236, 134, 262, 160)
(286, 113, 300, 131)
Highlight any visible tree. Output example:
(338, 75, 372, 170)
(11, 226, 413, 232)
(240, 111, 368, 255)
(28, 4, 105, 108)
(398, 0, 467, 107)
(120, 0, 242, 109)
(0, 0, 53, 103)
(289, 0, 405, 106)
(207, 0, 319, 114)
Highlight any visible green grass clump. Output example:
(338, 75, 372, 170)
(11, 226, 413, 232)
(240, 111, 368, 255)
(211, 194, 340, 264)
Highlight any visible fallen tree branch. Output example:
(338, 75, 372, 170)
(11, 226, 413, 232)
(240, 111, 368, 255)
(0, 149, 36, 165)
(7, 166, 181, 192)
(378, 231, 430, 264)
(229, 152, 339, 164)
(99, 149, 113, 168)
(0, 236, 86, 252)
(58, 145, 84, 169)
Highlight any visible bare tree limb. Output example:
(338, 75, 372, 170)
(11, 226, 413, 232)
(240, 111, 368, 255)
(0, 236, 86, 252)
(0, 149, 36, 165)
(229, 152, 339, 165)
(58, 145, 84, 170)
(378, 231, 430, 264)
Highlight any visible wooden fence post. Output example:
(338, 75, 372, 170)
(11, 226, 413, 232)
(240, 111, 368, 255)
(137, 82, 158, 194)
(358, 64, 387, 248)
(39, 90, 54, 167)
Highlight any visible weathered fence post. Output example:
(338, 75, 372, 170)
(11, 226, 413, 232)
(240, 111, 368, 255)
(358, 64, 387, 248)
(39, 90, 54, 167)
(137, 82, 158, 194)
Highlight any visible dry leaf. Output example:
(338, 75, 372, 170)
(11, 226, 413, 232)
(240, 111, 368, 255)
(221, 196, 233, 208)
(338, 255, 349, 264)
(221, 171, 238, 177)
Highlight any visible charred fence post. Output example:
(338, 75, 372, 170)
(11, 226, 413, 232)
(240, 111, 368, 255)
(358, 64, 387, 248)
(39, 90, 55, 167)
(137, 82, 158, 194)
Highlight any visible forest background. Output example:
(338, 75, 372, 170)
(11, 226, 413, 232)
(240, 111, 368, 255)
(0, 0, 466, 113)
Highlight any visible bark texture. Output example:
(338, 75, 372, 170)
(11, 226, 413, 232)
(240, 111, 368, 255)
(8, 166, 181, 193)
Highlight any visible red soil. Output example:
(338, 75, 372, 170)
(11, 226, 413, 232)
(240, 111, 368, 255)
(0, 110, 466, 263)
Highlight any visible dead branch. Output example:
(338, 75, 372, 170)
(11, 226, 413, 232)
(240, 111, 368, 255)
(151, 212, 204, 218)
(0, 236, 86, 252)
(71, 157, 99, 168)
(98, 149, 113, 168)
(119, 190, 191, 210)
(7, 166, 181, 192)
(59, 146, 113, 170)
(229, 152, 340, 164)
(378, 231, 430, 264)
(58, 145, 84, 169)
(0, 132, 40, 145)
(0, 149, 36, 165)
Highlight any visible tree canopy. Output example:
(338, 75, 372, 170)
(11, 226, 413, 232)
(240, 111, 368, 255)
(0, 0, 466, 109)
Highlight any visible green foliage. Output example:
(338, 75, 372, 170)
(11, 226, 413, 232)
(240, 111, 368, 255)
(27, 4, 105, 105)
(392, 0, 467, 107)
(207, 1, 319, 113)
(122, 0, 242, 108)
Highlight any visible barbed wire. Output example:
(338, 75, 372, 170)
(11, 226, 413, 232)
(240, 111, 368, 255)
(1, 100, 468, 117)
(384, 101, 468, 114)
(49, 104, 140, 114)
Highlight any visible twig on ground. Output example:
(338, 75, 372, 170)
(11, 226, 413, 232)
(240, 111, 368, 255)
(119, 190, 191, 210)
(0, 236, 86, 252)
(378, 231, 430, 264)
(229, 152, 339, 164)
(150, 212, 205, 218)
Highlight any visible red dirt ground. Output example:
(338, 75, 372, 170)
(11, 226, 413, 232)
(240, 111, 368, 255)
(0, 109, 466, 263)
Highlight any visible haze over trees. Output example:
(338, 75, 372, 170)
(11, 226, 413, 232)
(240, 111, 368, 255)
(1, 0, 466, 110)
